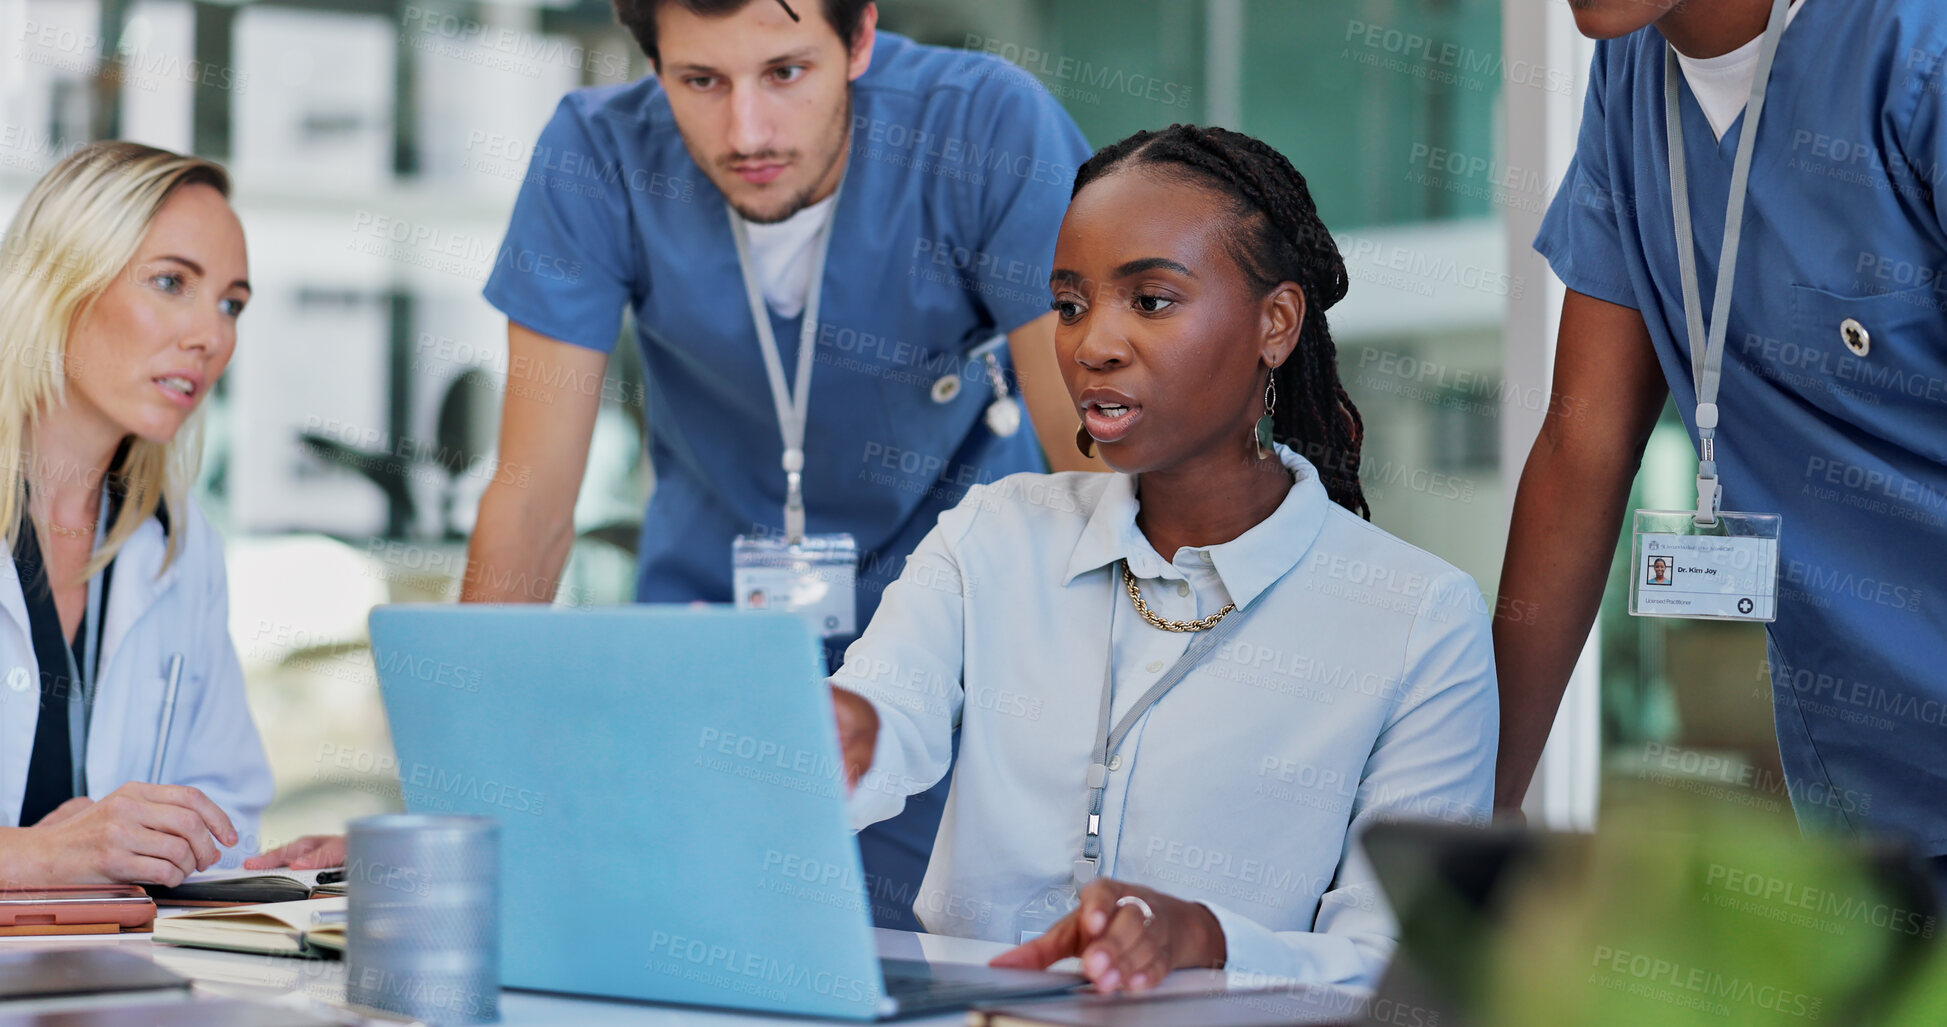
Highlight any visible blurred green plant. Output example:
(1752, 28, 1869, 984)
(1879, 928, 1947, 1025)
(1473, 795, 1934, 1026)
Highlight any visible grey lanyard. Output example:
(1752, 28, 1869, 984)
(1664, 0, 1791, 527)
(725, 186, 843, 545)
(1073, 558, 1280, 887)
(63, 489, 110, 797)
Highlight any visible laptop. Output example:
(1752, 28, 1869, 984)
(368, 604, 1083, 1020)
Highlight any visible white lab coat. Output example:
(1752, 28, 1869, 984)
(0, 496, 271, 862)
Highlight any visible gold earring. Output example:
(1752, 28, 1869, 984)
(1254, 376, 1277, 460)
(1075, 423, 1096, 458)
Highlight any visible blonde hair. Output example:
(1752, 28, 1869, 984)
(0, 141, 232, 579)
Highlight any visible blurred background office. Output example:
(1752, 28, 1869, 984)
(0, 0, 1772, 851)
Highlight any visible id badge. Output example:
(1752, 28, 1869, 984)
(1629, 509, 1781, 622)
(1015, 883, 1080, 944)
(732, 533, 858, 638)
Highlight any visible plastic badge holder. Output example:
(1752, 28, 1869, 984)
(733, 532, 859, 639)
(1629, 509, 1782, 622)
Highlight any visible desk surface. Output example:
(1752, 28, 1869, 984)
(0, 927, 1259, 1026)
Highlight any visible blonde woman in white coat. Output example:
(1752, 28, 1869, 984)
(0, 142, 271, 886)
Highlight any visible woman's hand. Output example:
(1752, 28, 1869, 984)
(13, 783, 237, 887)
(830, 685, 880, 790)
(989, 879, 1226, 993)
(243, 834, 346, 871)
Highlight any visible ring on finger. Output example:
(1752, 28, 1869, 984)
(1115, 894, 1156, 929)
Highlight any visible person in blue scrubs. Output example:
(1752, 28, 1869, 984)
(460, 0, 1094, 930)
(1497, 0, 1947, 867)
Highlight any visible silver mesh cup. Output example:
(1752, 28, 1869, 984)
(346, 814, 500, 1024)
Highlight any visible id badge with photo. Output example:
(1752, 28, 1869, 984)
(1628, 509, 1781, 622)
(732, 533, 859, 638)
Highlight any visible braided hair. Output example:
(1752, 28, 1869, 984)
(1071, 125, 1369, 520)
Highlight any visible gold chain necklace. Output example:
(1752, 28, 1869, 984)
(1122, 562, 1235, 633)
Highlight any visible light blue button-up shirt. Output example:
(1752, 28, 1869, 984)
(836, 444, 1497, 989)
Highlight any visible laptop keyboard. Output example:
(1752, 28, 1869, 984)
(880, 968, 1016, 1004)
(877, 958, 1082, 1014)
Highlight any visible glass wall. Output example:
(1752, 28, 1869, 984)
(904, 0, 1512, 583)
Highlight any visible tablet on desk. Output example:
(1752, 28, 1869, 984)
(0, 887, 155, 936)
(0, 948, 186, 1000)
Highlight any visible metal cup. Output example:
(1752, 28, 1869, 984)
(345, 813, 500, 1024)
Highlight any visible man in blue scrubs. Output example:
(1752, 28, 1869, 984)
(1496, 0, 1947, 865)
(462, 0, 1095, 929)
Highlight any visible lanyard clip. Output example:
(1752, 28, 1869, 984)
(1694, 471, 1722, 528)
(782, 448, 806, 544)
(1694, 407, 1721, 528)
(783, 475, 805, 544)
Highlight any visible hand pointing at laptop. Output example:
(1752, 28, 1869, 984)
(832, 684, 1216, 993)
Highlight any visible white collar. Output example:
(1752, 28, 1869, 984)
(1674, 0, 1807, 141)
(1061, 443, 1335, 609)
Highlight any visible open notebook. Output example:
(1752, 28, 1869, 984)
(153, 897, 346, 959)
(146, 867, 346, 907)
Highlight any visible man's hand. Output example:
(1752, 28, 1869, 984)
(19, 783, 238, 887)
(243, 834, 346, 871)
(989, 879, 1224, 993)
(830, 686, 879, 790)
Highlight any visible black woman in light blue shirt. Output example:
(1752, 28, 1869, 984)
(831, 126, 1498, 993)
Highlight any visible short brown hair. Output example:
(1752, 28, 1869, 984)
(612, 0, 872, 67)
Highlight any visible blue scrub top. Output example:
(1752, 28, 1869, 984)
(1538, 0, 1947, 851)
(483, 32, 1092, 630)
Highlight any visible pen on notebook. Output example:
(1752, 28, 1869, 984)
(149, 653, 184, 784)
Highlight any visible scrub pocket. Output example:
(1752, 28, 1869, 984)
(870, 349, 990, 501)
(1784, 284, 1947, 454)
